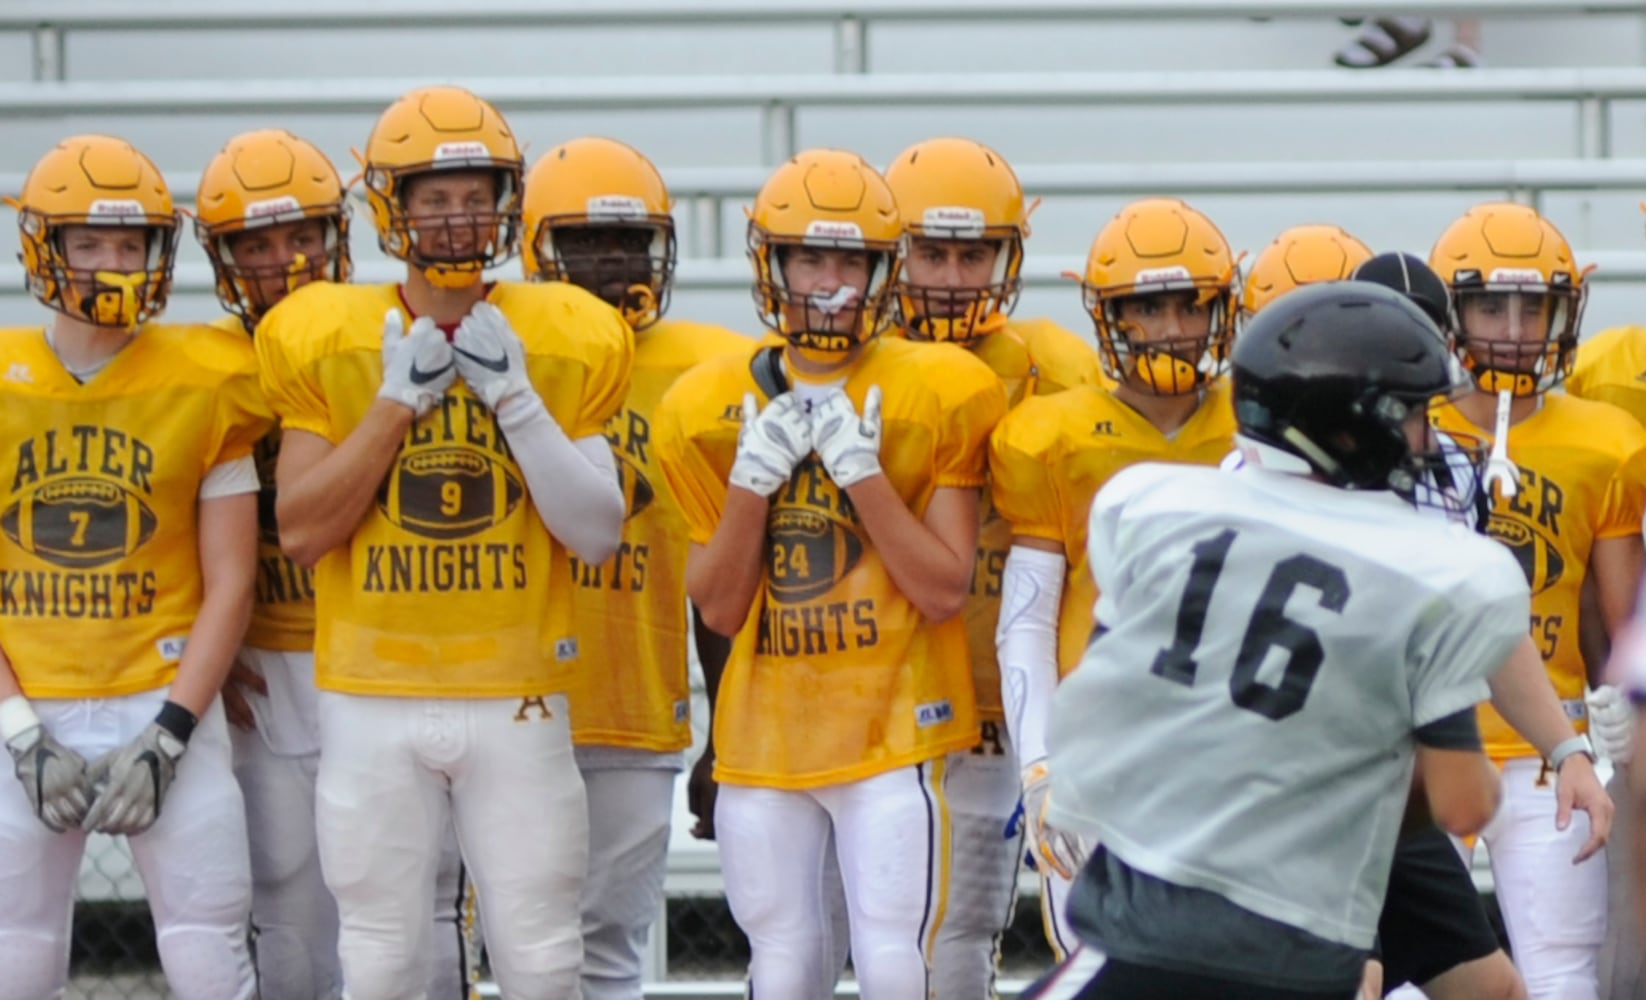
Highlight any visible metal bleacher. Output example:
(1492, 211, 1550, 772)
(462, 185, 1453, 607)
(6, 3, 1643, 997)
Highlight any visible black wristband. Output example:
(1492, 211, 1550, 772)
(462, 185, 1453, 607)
(155, 700, 198, 745)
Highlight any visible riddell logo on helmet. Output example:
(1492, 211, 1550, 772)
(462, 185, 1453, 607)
(1486, 268, 1545, 285)
(805, 220, 864, 243)
(1134, 265, 1193, 285)
(922, 206, 985, 239)
(433, 141, 490, 162)
(586, 195, 647, 221)
(246, 196, 302, 220)
(87, 200, 145, 218)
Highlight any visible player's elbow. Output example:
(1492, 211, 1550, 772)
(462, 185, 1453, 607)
(913, 574, 971, 624)
(1428, 777, 1502, 838)
(696, 597, 749, 639)
(277, 517, 330, 571)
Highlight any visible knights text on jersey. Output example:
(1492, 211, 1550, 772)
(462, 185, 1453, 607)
(0, 324, 272, 697)
(1434, 393, 1646, 760)
(1049, 462, 1528, 950)
(255, 280, 633, 698)
(964, 317, 1102, 722)
(567, 318, 753, 751)
(990, 380, 1237, 676)
(655, 336, 1007, 788)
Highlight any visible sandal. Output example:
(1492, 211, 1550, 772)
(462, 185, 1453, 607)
(1420, 43, 1484, 68)
(1333, 16, 1432, 68)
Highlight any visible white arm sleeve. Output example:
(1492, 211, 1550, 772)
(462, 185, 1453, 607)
(198, 454, 259, 500)
(495, 393, 624, 566)
(997, 545, 1066, 767)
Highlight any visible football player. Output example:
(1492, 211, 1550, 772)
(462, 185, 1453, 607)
(520, 135, 744, 1000)
(882, 135, 1101, 999)
(0, 135, 271, 1000)
(195, 128, 478, 1000)
(1025, 282, 1523, 1000)
(255, 87, 632, 1000)
(654, 148, 1007, 999)
(1240, 222, 1373, 319)
(1429, 203, 1646, 999)
(1353, 251, 1614, 1000)
(989, 197, 1239, 957)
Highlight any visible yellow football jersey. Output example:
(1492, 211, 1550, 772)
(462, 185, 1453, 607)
(0, 324, 272, 698)
(213, 313, 317, 653)
(965, 317, 1101, 724)
(568, 318, 754, 752)
(656, 336, 1007, 789)
(990, 381, 1237, 677)
(256, 281, 632, 699)
(1567, 325, 1646, 427)
(1434, 394, 1646, 761)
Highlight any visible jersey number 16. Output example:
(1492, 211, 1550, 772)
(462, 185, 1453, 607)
(1149, 528, 1350, 722)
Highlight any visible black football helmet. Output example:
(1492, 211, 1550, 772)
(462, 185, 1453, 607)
(1232, 282, 1470, 501)
(1351, 251, 1453, 334)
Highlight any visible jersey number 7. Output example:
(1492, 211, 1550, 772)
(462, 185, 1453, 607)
(1149, 528, 1350, 722)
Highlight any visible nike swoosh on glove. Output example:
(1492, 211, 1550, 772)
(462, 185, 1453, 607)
(7, 725, 91, 833)
(1586, 684, 1635, 764)
(378, 309, 455, 416)
(82, 722, 188, 836)
(1021, 758, 1086, 881)
(453, 301, 534, 409)
(728, 392, 813, 498)
(812, 386, 883, 490)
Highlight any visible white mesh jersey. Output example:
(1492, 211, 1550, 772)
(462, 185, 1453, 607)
(1047, 461, 1529, 950)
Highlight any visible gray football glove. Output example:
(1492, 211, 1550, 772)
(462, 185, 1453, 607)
(7, 725, 91, 833)
(729, 392, 813, 497)
(812, 386, 884, 489)
(82, 722, 188, 836)
(453, 301, 534, 410)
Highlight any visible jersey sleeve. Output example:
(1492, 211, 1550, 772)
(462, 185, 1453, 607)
(1407, 551, 1531, 728)
(990, 400, 1063, 542)
(932, 358, 1007, 490)
(567, 302, 634, 440)
(255, 303, 335, 442)
(1596, 431, 1646, 541)
(205, 358, 275, 472)
(655, 375, 727, 546)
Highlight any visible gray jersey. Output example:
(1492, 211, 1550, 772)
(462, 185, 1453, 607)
(1047, 462, 1529, 950)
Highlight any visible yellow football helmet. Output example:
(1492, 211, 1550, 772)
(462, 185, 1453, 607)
(195, 129, 352, 327)
(7, 135, 179, 330)
(1076, 197, 1237, 395)
(358, 86, 522, 289)
(884, 137, 1028, 344)
(1430, 202, 1586, 396)
(1242, 224, 1373, 316)
(522, 137, 675, 330)
(747, 149, 902, 356)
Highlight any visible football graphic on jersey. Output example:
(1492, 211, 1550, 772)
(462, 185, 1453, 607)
(767, 506, 864, 603)
(378, 446, 525, 540)
(1488, 514, 1564, 595)
(1, 476, 159, 568)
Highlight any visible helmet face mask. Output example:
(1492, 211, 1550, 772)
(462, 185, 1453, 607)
(532, 221, 674, 329)
(896, 232, 1020, 343)
(10, 135, 180, 330)
(210, 217, 345, 323)
(1094, 286, 1229, 395)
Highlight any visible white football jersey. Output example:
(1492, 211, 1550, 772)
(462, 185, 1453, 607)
(1047, 461, 1528, 950)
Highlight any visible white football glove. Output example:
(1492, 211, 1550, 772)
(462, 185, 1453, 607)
(82, 722, 188, 836)
(1021, 759, 1086, 881)
(729, 393, 813, 498)
(377, 309, 455, 416)
(1586, 684, 1635, 764)
(6, 725, 91, 833)
(812, 385, 883, 489)
(453, 301, 534, 410)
